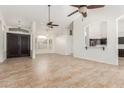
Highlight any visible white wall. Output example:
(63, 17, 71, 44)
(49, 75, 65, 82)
(118, 21, 124, 37)
(0, 12, 7, 63)
(67, 22, 73, 55)
(0, 22, 4, 62)
(88, 21, 107, 39)
(35, 25, 73, 56)
(3, 24, 7, 61)
(66, 35, 73, 55)
(36, 36, 55, 54)
(118, 20, 124, 49)
(35, 26, 55, 54)
(55, 35, 67, 55)
(89, 22, 101, 39)
(54, 28, 73, 55)
(100, 21, 107, 38)
(73, 14, 118, 65)
(55, 35, 73, 55)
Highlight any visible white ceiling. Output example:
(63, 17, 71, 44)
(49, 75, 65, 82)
(1, 5, 124, 30)
(0, 5, 80, 29)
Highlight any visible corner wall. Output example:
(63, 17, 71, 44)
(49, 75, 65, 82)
(54, 28, 73, 55)
(31, 21, 36, 59)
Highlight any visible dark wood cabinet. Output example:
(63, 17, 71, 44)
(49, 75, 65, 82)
(119, 49, 124, 57)
(7, 33, 30, 58)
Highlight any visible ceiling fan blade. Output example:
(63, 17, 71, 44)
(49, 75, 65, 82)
(47, 22, 52, 25)
(67, 10, 78, 17)
(87, 5, 105, 9)
(71, 5, 84, 8)
(51, 24, 59, 26)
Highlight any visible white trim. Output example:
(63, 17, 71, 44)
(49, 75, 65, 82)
(0, 57, 6, 63)
(7, 31, 31, 35)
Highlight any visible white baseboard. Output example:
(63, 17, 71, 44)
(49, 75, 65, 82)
(0, 58, 6, 63)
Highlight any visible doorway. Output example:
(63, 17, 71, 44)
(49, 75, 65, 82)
(7, 33, 30, 58)
(117, 16, 124, 66)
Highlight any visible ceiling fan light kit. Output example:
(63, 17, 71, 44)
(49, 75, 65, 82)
(79, 6, 87, 14)
(79, 6, 87, 17)
(68, 5, 105, 18)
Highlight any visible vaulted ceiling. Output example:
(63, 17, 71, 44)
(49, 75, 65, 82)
(0, 5, 80, 29)
(1, 5, 124, 30)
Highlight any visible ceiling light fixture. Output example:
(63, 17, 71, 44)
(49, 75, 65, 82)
(79, 6, 87, 17)
(79, 6, 87, 14)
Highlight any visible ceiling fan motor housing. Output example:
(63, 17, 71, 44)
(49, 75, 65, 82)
(79, 6, 87, 13)
(79, 6, 87, 17)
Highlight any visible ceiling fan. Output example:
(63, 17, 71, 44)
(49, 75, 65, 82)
(67, 5, 105, 18)
(46, 5, 59, 28)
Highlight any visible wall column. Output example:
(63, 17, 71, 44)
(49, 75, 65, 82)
(31, 21, 36, 59)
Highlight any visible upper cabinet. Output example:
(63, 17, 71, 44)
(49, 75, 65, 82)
(84, 21, 107, 49)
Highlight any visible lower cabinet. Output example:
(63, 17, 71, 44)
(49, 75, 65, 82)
(119, 49, 124, 57)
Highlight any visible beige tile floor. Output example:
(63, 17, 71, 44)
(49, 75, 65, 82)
(0, 54, 124, 88)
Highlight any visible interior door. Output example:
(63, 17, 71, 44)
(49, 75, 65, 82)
(7, 33, 30, 58)
(20, 34, 30, 57)
(7, 33, 19, 58)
